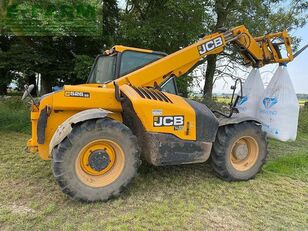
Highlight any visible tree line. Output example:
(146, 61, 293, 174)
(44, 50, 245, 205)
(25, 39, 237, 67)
(0, 0, 307, 97)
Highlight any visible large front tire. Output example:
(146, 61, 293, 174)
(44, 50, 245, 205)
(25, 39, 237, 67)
(52, 118, 140, 202)
(211, 122, 268, 181)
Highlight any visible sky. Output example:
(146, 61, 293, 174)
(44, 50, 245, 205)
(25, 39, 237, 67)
(285, 24, 308, 93)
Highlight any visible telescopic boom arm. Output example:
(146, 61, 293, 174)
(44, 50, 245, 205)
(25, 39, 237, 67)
(109, 25, 293, 89)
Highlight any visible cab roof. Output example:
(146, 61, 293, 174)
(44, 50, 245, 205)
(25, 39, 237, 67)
(105, 45, 167, 56)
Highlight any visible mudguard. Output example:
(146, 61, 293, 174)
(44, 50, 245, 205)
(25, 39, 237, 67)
(218, 116, 261, 127)
(49, 108, 112, 155)
(184, 98, 219, 142)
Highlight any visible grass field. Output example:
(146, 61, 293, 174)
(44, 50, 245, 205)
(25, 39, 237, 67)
(0, 100, 307, 230)
(0, 98, 30, 134)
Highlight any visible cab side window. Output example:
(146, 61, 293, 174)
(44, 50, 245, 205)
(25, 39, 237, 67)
(161, 78, 178, 95)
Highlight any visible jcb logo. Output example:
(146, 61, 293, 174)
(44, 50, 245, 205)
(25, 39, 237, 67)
(153, 116, 184, 127)
(198, 37, 223, 55)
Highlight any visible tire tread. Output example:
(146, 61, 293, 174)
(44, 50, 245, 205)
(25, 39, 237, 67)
(52, 118, 140, 202)
(211, 121, 268, 181)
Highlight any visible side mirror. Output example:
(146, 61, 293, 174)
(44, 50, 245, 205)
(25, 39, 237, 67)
(21, 84, 35, 100)
(21, 84, 38, 109)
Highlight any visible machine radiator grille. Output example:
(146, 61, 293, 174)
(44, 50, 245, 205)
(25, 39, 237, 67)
(132, 87, 173, 103)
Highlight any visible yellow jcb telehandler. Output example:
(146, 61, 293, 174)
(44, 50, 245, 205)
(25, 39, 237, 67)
(23, 25, 295, 201)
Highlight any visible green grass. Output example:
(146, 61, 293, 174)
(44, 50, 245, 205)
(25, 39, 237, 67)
(215, 97, 231, 104)
(0, 99, 307, 230)
(264, 152, 308, 182)
(299, 108, 308, 134)
(0, 132, 307, 230)
(0, 97, 31, 134)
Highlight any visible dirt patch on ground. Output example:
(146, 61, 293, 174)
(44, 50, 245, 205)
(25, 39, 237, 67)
(9, 204, 35, 215)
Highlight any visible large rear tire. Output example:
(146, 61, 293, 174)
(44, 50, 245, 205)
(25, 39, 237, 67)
(52, 118, 140, 202)
(211, 122, 268, 181)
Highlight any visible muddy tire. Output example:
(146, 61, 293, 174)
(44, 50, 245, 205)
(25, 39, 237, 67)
(211, 122, 268, 181)
(52, 118, 140, 202)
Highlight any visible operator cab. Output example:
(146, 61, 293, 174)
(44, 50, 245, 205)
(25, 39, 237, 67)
(87, 46, 178, 95)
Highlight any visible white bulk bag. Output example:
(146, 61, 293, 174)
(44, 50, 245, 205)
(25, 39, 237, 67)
(236, 68, 264, 118)
(257, 66, 299, 141)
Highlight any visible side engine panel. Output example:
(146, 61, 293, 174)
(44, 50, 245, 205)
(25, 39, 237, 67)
(120, 85, 219, 166)
(120, 85, 196, 140)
